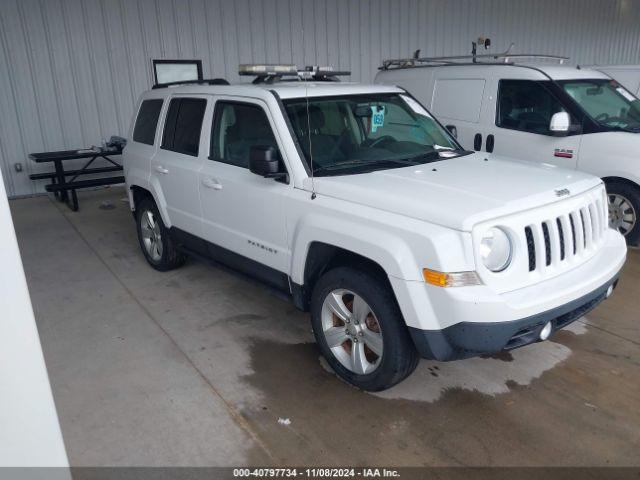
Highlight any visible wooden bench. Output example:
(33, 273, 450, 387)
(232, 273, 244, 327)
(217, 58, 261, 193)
(44, 176, 125, 211)
(29, 147, 123, 211)
(30, 166, 123, 201)
(29, 165, 123, 181)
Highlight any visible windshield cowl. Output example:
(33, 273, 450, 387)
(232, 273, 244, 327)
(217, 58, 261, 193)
(311, 149, 472, 177)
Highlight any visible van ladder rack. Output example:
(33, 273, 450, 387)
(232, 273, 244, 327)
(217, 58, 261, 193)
(381, 45, 569, 70)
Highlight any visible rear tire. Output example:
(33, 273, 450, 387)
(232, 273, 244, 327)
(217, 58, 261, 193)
(136, 196, 186, 271)
(606, 181, 640, 245)
(310, 266, 419, 391)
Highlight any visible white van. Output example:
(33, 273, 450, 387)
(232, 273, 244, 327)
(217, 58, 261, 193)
(375, 56, 640, 244)
(587, 65, 640, 96)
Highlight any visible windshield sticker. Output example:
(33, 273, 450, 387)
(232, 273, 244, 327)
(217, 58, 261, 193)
(371, 105, 385, 133)
(616, 87, 636, 102)
(400, 94, 431, 117)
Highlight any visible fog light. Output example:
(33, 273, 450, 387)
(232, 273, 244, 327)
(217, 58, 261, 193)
(606, 285, 614, 298)
(539, 322, 552, 341)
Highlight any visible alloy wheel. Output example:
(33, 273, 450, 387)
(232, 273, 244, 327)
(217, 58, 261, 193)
(321, 289, 383, 375)
(140, 209, 163, 261)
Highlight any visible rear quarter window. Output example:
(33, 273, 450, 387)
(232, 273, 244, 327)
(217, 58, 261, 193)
(133, 99, 164, 145)
(432, 78, 486, 123)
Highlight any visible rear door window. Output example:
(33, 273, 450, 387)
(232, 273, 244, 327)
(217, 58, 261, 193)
(161, 97, 207, 156)
(133, 99, 164, 145)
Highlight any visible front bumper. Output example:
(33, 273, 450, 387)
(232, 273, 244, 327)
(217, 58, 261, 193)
(408, 272, 620, 360)
(388, 228, 627, 361)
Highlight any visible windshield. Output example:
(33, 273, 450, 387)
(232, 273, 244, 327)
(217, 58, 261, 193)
(561, 79, 640, 131)
(283, 93, 465, 176)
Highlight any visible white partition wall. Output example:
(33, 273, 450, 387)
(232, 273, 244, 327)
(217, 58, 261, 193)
(0, 167, 70, 475)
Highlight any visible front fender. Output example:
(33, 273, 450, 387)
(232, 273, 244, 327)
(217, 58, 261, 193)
(579, 133, 640, 186)
(288, 211, 469, 284)
(601, 169, 640, 189)
(290, 217, 416, 284)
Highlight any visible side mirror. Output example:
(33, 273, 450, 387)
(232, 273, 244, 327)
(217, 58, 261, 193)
(549, 112, 571, 136)
(249, 145, 287, 180)
(445, 124, 458, 138)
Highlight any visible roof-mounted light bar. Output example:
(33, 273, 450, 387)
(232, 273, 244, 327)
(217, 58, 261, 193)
(238, 64, 351, 83)
(238, 64, 298, 76)
(300, 65, 351, 78)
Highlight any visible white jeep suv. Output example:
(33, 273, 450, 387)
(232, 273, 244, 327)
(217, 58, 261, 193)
(124, 67, 626, 391)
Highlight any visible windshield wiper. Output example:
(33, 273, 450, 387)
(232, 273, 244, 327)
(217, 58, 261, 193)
(437, 147, 470, 158)
(310, 147, 470, 175)
(433, 144, 458, 151)
(403, 149, 467, 163)
(312, 157, 422, 174)
(606, 125, 636, 133)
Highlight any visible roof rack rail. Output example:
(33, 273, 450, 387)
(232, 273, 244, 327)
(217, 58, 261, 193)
(238, 64, 351, 84)
(152, 78, 230, 89)
(380, 43, 569, 70)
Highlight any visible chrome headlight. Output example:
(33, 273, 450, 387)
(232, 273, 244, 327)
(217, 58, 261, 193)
(479, 227, 512, 272)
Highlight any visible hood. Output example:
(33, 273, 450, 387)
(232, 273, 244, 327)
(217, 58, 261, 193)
(306, 153, 602, 231)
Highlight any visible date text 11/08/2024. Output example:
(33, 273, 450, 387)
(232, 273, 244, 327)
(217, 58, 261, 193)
(233, 468, 401, 478)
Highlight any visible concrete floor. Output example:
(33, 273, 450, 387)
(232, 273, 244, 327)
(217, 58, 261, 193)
(10, 186, 640, 467)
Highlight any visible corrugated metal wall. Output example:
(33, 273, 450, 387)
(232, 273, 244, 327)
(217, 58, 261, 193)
(1, 0, 640, 197)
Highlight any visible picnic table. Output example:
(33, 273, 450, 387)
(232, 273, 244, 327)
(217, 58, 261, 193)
(29, 145, 124, 211)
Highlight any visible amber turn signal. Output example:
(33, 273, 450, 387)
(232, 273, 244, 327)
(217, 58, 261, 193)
(423, 268, 481, 287)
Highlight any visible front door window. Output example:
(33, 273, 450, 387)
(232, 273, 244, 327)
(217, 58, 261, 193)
(497, 80, 570, 135)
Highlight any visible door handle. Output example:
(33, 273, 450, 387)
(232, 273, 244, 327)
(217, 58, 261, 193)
(202, 177, 223, 190)
(486, 134, 495, 153)
(473, 133, 482, 151)
(155, 165, 169, 175)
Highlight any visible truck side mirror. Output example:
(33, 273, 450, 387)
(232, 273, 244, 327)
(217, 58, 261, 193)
(249, 146, 287, 180)
(445, 125, 458, 138)
(549, 112, 571, 136)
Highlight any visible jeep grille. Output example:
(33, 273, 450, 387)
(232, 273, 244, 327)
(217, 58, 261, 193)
(524, 197, 607, 273)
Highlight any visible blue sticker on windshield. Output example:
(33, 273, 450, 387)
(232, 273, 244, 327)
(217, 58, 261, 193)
(371, 106, 385, 133)
(411, 125, 424, 141)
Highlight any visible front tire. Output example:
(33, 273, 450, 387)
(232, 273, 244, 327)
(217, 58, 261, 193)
(607, 181, 640, 245)
(310, 267, 419, 391)
(136, 197, 186, 271)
